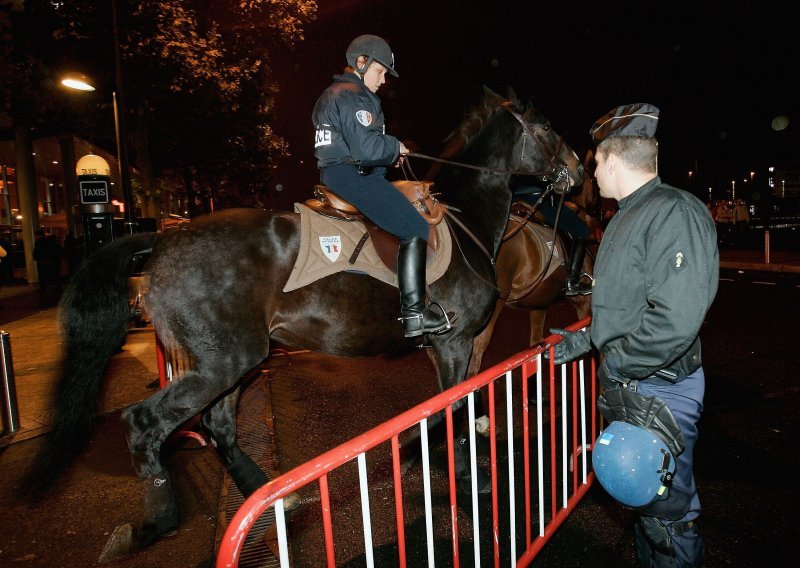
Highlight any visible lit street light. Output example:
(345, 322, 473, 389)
(59, 0, 136, 234)
(61, 73, 136, 234)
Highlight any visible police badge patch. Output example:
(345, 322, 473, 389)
(355, 110, 373, 126)
(319, 236, 342, 262)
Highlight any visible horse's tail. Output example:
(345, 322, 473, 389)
(20, 232, 158, 499)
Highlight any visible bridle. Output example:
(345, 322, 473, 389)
(401, 105, 579, 291)
(406, 105, 574, 194)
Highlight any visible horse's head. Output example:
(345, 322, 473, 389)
(506, 99, 584, 193)
(428, 88, 583, 193)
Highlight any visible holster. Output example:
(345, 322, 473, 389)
(597, 387, 686, 457)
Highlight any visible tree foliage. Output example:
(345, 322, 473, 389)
(1, 0, 317, 211)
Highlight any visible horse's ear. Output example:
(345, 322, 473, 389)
(483, 85, 503, 102)
(506, 85, 519, 104)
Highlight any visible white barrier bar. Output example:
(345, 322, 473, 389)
(357, 453, 374, 568)
(420, 418, 434, 567)
(535, 354, 545, 537)
(505, 370, 516, 564)
(467, 392, 481, 563)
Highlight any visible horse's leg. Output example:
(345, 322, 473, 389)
(467, 298, 505, 377)
(120, 366, 245, 547)
(199, 388, 302, 510)
(529, 308, 548, 344)
(467, 299, 507, 436)
(200, 388, 267, 496)
(430, 332, 493, 495)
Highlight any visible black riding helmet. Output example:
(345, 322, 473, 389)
(346, 34, 398, 77)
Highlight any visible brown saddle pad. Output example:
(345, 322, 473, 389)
(283, 203, 453, 293)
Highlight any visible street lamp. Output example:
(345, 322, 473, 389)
(60, 72, 135, 234)
(60, 0, 135, 234)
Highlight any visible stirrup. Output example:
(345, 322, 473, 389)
(565, 273, 594, 296)
(398, 301, 456, 338)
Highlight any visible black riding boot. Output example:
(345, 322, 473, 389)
(398, 237, 455, 337)
(565, 237, 593, 296)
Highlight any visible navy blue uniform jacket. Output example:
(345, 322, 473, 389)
(312, 73, 400, 169)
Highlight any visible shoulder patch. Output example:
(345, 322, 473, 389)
(355, 110, 373, 126)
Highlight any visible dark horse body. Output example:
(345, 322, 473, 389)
(24, 90, 583, 549)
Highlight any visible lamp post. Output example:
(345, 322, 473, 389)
(111, 0, 135, 234)
(61, 74, 135, 234)
(60, 1, 135, 234)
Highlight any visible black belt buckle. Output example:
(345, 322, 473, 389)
(356, 164, 373, 176)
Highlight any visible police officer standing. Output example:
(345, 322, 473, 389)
(551, 104, 719, 567)
(312, 35, 455, 338)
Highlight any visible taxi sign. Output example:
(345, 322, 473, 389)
(80, 180, 110, 204)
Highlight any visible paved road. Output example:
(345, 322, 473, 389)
(1, 253, 798, 566)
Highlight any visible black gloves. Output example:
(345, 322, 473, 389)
(547, 328, 591, 364)
(597, 352, 628, 389)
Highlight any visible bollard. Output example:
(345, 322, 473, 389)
(1, 330, 20, 434)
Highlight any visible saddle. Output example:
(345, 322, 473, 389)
(304, 180, 447, 270)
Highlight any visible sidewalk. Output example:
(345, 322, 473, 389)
(719, 247, 800, 273)
(2, 244, 798, 446)
(0, 282, 160, 447)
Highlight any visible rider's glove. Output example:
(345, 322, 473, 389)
(547, 328, 591, 364)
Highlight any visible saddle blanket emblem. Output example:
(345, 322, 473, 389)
(319, 235, 342, 262)
(545, 240, 560, 258)
(283, 203, 452, 293)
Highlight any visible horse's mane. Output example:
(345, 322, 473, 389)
(423, 86, 526, 179)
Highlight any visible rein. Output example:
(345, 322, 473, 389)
(408, 151, 569, 192)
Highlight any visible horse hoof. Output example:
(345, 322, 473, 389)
(98, 523, 135, 564)
(475, 416, 490, 437)
(459, 469, 492, 495)
(134, 521, 178, 550)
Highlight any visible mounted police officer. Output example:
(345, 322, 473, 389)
(551, 104, 719, 567)
(312, 34, 455, 337)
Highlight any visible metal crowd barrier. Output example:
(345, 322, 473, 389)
(216, 317, 599, 567)
(1, 331, 20, 435)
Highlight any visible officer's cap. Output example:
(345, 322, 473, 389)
(590, 103, 660, 144)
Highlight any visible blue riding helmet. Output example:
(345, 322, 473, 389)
(592, 421, 676, 508)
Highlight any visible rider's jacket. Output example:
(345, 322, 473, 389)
(312, 73, 400, 169)
(590, 177, 719, 382)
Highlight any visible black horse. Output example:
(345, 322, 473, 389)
(23, 88, 583, 550)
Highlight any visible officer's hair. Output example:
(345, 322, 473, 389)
(598, 136, 658, 172)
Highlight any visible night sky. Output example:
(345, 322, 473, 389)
(268, 0, 799, 205)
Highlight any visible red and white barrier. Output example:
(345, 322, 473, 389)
(215, 317, 599, 567)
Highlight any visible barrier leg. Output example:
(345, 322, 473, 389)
(1, 331, 20, 434)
